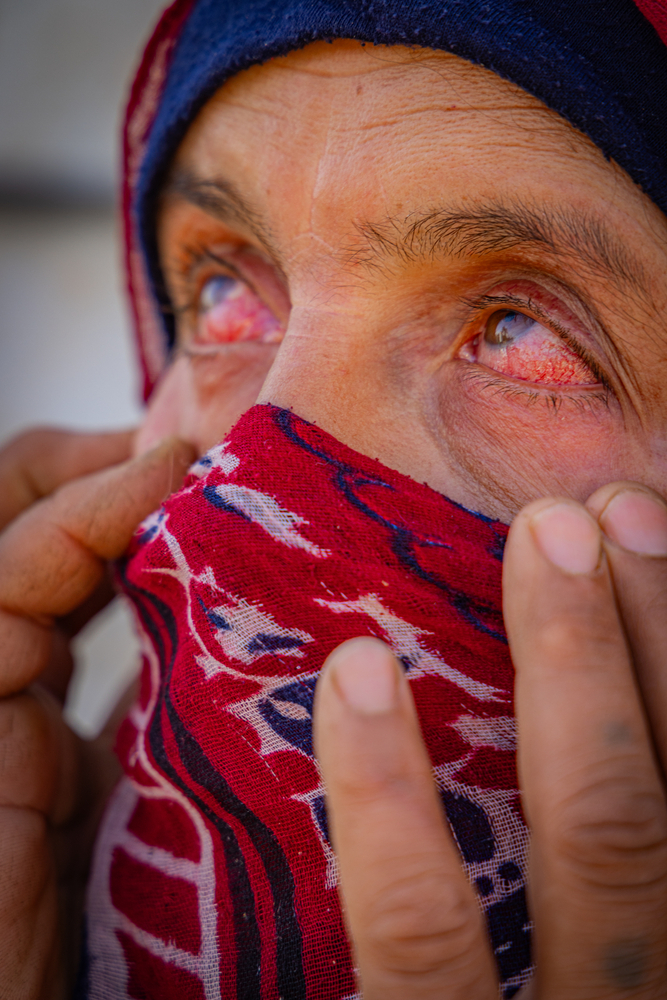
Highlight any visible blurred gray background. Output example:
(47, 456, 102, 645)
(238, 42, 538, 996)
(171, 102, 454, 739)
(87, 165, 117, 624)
(0, 0, 167, 736)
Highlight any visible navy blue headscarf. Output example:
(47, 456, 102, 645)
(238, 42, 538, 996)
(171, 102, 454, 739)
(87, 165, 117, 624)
(132, 0, 667, 353)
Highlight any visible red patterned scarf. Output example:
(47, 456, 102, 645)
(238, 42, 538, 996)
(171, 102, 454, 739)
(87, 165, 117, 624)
(84, 404, 531, 999)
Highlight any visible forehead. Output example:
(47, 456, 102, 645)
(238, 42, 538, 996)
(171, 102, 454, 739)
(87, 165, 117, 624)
(170, 39, 666, 289)
(177, 40, 602, 185)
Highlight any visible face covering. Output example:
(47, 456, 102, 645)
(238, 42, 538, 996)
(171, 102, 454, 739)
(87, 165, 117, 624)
(84, 403, 529, 999)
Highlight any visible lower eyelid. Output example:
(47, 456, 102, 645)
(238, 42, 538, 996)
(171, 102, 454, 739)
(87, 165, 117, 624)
(459, 364, 610, 413)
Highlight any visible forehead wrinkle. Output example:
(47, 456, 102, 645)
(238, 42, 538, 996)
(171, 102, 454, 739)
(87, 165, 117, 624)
(343, 199, 649, 298)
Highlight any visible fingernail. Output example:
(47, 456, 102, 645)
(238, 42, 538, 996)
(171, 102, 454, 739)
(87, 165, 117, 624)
(600, 490, 667, 556)
(330, 638, 398, 715)
(531, 502, 601, 575)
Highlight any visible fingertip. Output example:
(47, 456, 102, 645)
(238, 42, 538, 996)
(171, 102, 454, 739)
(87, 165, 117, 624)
(506, 495, 573, 541)
(585, 480, 643, 521)
(530, 501, 601, 575)
(131, 435, 197, 496)
(323, 637, 401, 716)
(507, 497, 602, 576)
(586, 482, 667, 558)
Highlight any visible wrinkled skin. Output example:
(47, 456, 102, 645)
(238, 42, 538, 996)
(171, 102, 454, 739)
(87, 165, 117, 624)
(144, 41, 667, 521)
(2, 40, 667, 999)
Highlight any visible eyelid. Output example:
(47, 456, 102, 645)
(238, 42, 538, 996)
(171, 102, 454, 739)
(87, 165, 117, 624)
(167, 246, 233, 318)
(461, 367, 611, 415)
(189, 244, 290, 321)
(191, 250, 254, 307)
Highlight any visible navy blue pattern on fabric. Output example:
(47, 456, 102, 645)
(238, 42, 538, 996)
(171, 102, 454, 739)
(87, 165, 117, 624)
(272, 406, 509, 642)
(137, 0, 667, 349)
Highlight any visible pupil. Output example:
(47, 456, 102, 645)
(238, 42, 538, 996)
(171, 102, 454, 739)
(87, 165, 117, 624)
(199, 275, 237, 312)
(485, 309, 535, 345)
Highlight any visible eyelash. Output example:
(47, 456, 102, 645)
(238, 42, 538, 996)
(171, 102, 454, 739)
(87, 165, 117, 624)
(169, 246, 248, 322)
(459, 290, 612, 410)
(460, 366, 611, 414)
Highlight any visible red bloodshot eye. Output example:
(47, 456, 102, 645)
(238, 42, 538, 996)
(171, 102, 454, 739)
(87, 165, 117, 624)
(472, 309, 598, 386)
(195, 275, 285, 346)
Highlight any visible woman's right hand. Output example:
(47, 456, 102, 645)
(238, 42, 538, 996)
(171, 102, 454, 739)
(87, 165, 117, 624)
(315, 485, 667, 999)
(0, 428, 193, 998)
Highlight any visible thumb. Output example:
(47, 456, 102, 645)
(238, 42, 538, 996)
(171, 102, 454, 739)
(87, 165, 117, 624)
(0, 434, 193, 625)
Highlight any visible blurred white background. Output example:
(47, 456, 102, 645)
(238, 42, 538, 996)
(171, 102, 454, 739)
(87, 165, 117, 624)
(0, 0, 167, 737)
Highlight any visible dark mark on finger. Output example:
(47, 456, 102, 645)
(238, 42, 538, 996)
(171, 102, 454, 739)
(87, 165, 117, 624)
(603, 939, 647, 990)
(604, 721, 633, 746)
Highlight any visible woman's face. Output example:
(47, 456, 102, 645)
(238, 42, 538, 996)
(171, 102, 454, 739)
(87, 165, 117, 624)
(141, 40, 667, 522)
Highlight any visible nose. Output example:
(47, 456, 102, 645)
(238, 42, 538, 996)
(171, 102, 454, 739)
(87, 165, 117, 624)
(258, 303, 371, 438)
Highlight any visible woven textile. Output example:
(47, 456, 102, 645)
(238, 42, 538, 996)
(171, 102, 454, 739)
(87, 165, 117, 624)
(82, 404, 530, 999)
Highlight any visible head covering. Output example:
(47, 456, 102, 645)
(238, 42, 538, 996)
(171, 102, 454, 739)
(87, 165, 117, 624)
(86, 404, 529, 999)
(123, 0, 667, 398)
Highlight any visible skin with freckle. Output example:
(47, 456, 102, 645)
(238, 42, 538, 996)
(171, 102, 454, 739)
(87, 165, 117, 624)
(144, 40, 667, 523)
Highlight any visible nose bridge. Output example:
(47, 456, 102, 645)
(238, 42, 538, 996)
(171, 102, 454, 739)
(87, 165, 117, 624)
(257, 301, 366, 423)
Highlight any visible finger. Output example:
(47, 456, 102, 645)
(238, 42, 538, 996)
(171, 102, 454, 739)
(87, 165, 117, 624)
(0, 436, 193, 616)
(0, 427, 135, 531)
(0, 437, 194, 694)
(57, 567, 117, 640)
(0, 806, 61, 998)
(314, 637, 497, 1000)
(585, 483, 667, 771)
(504, 499, 667, 998)
(0, 687, 79, 824)
(0, 687, 77, 999)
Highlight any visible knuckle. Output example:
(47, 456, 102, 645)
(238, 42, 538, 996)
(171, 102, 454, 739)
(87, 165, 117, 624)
(555, 778, 667, 890)
(538, 612, 621, 665)
(0, 612, 52, 695)
(361, 867, 481, 975)
(5, 426, 54, 452)
(1, 426, 64, 467)
(0, 695, 56, 811)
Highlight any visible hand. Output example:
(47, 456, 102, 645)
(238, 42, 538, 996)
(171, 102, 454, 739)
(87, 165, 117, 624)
(0, 429, 193, 998)
(314, 483, 667, 999)
(0, 428, 136, 701)
(0, 427, 134, 532)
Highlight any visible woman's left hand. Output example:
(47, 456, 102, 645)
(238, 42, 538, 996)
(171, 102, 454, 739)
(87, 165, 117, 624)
(314, 482, 667, 999)
(0, 434, 194, 997)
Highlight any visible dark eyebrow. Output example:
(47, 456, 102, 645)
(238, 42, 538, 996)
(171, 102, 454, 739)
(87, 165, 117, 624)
(165, 172, 649, 300)
(346, 200, 649, 298)
(162, 168, 281, 261)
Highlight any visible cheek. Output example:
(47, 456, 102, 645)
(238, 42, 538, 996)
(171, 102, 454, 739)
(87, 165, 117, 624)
(133, 360, 186, 457)
(433, 368, 639, 515)
(134, 346, 278, 458)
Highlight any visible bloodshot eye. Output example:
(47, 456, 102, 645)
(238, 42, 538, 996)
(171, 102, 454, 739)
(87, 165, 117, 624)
(466, 308, 598, 386)
(194, 274, 285, 346)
